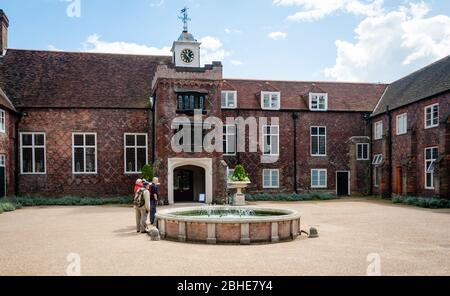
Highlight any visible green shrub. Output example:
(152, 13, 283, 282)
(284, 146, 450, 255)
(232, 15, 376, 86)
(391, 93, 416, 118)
(9, 196, 132, 207)
(140, 164, 154, 181)
(231, 165, 250, 182)
(0, 201, 16, 212)
(392, 196, 450, 209)
(246, 192, 338, 202)
(0, 206, 3, 214)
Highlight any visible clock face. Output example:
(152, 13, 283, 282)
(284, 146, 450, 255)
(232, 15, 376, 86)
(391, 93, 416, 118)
(180, 48, 195, 64)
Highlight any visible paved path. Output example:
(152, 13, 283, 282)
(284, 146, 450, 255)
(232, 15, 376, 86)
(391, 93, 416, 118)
(0, 199, 449, 276)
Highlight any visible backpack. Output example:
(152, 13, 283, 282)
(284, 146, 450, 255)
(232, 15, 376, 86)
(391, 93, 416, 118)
(134, 189, 146, 208)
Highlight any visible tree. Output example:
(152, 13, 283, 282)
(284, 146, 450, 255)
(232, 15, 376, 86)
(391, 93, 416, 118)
(140, 164, 154, 181)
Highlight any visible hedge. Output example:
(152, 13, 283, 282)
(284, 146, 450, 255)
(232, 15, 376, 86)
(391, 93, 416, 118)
(245, 192, 338, 202)
(8, 196, 132, 207)
(392, 196, 450, 209)
(0, 201, 17, 213)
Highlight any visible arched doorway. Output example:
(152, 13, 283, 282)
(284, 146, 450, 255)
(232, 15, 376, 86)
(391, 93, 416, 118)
(168, 158, 213, 205)
(173, 165, 205, 203)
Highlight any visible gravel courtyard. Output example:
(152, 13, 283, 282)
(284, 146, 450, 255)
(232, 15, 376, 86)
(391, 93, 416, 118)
(1, 199, 449, 276)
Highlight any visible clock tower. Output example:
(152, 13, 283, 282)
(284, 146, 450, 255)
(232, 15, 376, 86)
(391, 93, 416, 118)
(172, 7, 201, 68)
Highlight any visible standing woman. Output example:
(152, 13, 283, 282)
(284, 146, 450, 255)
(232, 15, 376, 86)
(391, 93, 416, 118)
(149, 177, 160, 226)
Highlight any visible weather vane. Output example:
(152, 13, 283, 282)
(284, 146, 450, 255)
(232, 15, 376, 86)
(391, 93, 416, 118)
(179, 6, 191, 32)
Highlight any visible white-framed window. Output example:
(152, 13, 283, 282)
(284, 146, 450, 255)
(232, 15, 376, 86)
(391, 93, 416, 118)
(20, 132, 46, 174)
(72, 133, 97, 174)
(223, 125, 236, 156)
(0, 154, 5, 167)
(262, 125, 279, 156)
(311, 169, 327, 188)
(425, 103, 439, 129)
(425, 147, 438, 189)
(227, 167, 235, 184)
(372, 154, 384, 166)
(263, 169, 279, 189)
(374, 121, 383, 140)
(124, 133, 148, 174)
(221, 91, 237, 109)
(0, 109, 5, 133)
(261, 91, 281, 110)
(309, 93, 328, 111)
(396, 113, 408, 135)
(311, 127, 326, 156)
(372, 154, 383, 187)
(357, 143, 369, 160)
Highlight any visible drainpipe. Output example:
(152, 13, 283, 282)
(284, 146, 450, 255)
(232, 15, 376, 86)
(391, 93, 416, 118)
(14, 112, 23, 196)
(386, 106, 393, 199)
(292, 112, 299, 193)
(151, 96, 156, 164)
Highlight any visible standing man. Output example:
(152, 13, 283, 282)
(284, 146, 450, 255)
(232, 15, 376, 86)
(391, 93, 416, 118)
(149, 177, 160, 226)
(134, 181, 151, 233)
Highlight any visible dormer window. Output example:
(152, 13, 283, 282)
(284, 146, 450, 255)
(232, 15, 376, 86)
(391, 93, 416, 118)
(309, 93, 328, 111)
(261, 91, 280, 110)
(221, 91, 237, 109)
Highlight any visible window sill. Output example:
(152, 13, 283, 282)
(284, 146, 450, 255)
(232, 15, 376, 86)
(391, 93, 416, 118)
(425, 125, 439, 130)
(176, 110, 207, 115)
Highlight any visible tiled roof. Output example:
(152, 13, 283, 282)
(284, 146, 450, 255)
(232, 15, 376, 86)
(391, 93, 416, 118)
(0, 49, 171, 108)
(223, 79, 387, 112)
(372, 55, 450, 116)
(0, 86, 16, 112)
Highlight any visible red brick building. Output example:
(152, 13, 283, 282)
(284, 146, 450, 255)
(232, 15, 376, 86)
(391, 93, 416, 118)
(0, 10, 448, 202)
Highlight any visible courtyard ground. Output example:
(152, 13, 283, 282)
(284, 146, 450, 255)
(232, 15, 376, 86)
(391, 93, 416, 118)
(0, 199, 449, 276)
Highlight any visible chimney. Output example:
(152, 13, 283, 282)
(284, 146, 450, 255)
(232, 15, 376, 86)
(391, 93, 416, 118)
(0, 10, 9, 56)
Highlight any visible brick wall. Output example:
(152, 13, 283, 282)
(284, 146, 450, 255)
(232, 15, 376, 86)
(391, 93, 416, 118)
(17, 108, 151, 197)
(0, 110, 17, 196)
(371, 92, 450, 198)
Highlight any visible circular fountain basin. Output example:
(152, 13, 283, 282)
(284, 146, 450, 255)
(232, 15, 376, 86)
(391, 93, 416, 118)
(156, 206, 301, 245)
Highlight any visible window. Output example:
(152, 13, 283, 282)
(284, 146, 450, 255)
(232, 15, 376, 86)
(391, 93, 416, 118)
(261, 92, 280, 110)
(425, 147, 438, 189)
(73, 133, 97, 174)
(374, 121, 383, 140)
(174, 124, 206, 150)
(0, 155, 5, 167)
(20, 132, 46, 174)
(373, 167, 381, 187)
(357, 143, 369, 160)
(263, 169, 279, 188)
(177, 93, 205, 112)
(311, 169, 327, 188)
(0, 109, 5, 133)
(223, 125, 236, 155)
(309, 93, 328, 111)
(311, 127, 326, 156)
(372, 154, 384, 166)
(262, 125, 279, 155)
(425, 104, 439, 129)
(221, 91, 237, 109)
(124, 133, 148, 174)
(396, 113, 408, 135)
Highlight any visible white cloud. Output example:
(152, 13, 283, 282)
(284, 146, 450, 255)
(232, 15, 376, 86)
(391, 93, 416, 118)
(324, 2, 450, 82)
(82, 34, 171, 56)
(150, 0, 165, 7)
(199, 36, 230, 65)
(81, 34, 229, 65)
(231, 60, 243, 66)
(225, 28, 242, 34)
(48, 45, 63, 51)
(268, 32, 288, 40)
(273, 0, 384, 22)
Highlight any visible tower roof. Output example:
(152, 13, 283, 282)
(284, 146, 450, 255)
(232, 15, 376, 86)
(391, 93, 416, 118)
(177, 31, 197, 42)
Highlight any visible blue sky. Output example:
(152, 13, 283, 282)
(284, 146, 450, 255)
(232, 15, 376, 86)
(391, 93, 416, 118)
(1, 0, 450, 83)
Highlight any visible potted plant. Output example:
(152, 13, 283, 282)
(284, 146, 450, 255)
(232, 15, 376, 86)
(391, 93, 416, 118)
(228, 165, 251, 206)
